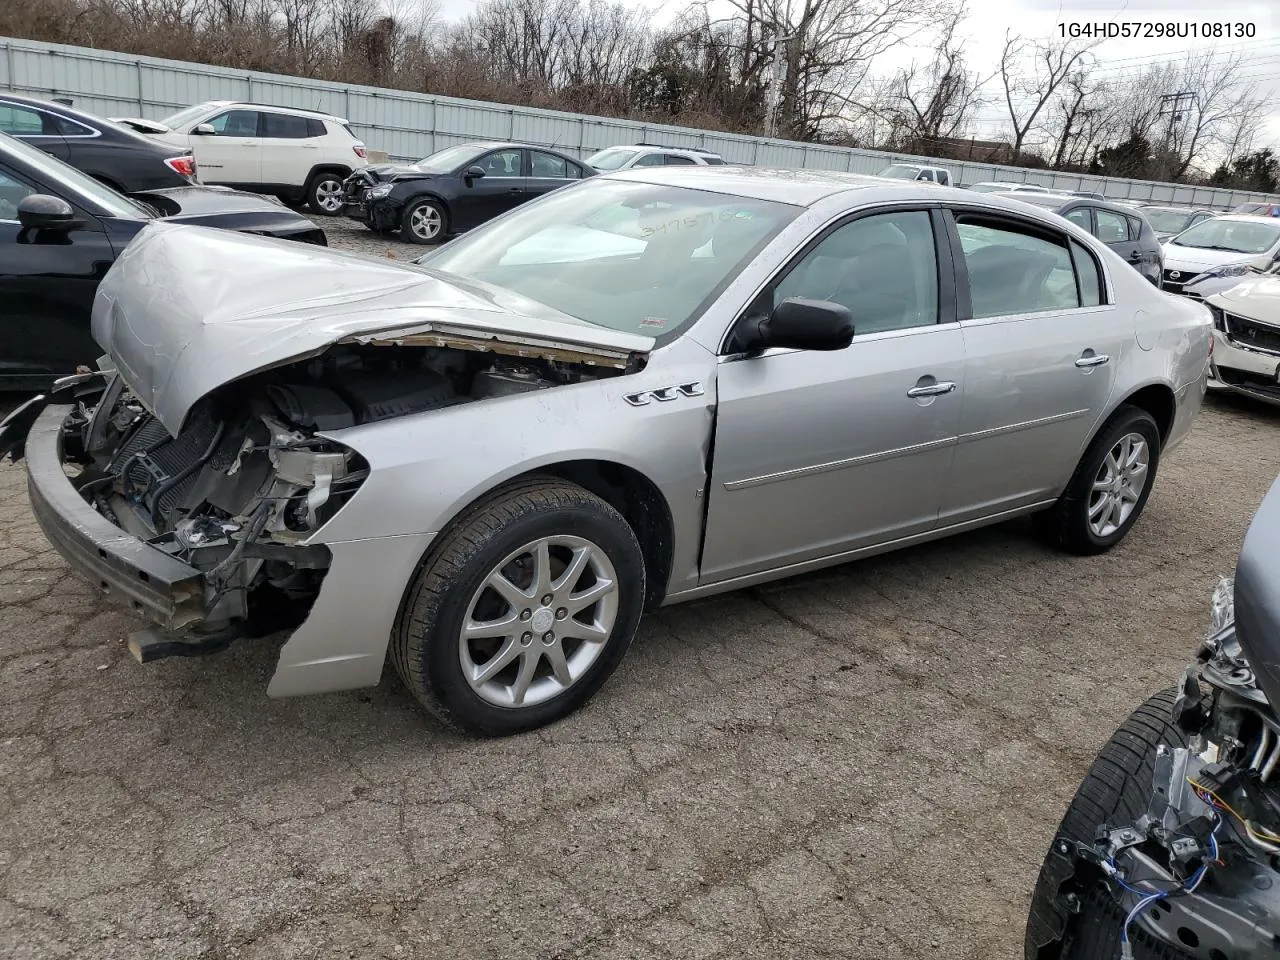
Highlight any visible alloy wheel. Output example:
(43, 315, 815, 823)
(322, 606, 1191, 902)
(1088, 432, 1149, 538)
(314, 179, 344, 213)
(459, 536, 619, 708)
(409, 204, 442, 240)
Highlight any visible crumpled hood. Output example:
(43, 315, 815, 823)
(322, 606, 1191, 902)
(358, 164, 435, 183)
(91, 222, 654, 434)
(1206, 275, 1280, 326)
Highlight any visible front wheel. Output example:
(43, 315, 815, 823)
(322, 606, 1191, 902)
(1024, 689, 1187, 959)
(1035, 404, 1161, 555)
(306, 172, 346, 216)
(391, 479, 646, 736)
(400, 198, 448, 244)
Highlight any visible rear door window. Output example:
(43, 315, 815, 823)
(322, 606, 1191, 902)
(262, 113, 312, 139)
(953, 215, 1082, 318)
(1094, 209, 1130, 244)
(664, 155, 697, 165)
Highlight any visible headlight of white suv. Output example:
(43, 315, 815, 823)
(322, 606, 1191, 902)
(1192, 263, 1258, 283)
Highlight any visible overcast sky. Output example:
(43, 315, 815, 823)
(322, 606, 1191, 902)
(429, 0, 1280, 155)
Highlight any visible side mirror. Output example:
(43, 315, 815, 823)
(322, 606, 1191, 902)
(464, 165, 486, 183)
(17, 195, 82, 233)
(191, 123, 215, 136)
(736, 298, 855, 354)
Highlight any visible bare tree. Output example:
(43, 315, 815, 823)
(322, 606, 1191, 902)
(999, 31, 1099, 162)
(1164, 50, 1269, 179)
(884, 5, 987, 148)
(720, 0, 952, 141)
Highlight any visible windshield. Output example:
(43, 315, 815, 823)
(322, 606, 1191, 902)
(1171, 218, 1280, 254)
(420, 180, 800, 339)
(1, 133, 149, 218)
(878, 164, 922, 180)
(412, 144, 490, 174)
(159, 103, 214, 130)
(586, 148, 639, 171)
(1143, 209, 1193, 234)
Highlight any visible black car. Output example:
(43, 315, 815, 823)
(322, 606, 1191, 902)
(0, 132, 326, 389)
(0, 92, 197, 193)
(344, 141, 594, 244)
(1139, 204, 1218, 243)
(997, 191, 1164, 285)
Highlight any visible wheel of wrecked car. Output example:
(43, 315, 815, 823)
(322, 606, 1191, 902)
(400, 198, 447, 244)
(1024, 688, 1185, 959)
(306, 172, 346, 216)
(392, 479, 646, 735)
(1034, 404, 1161, 555)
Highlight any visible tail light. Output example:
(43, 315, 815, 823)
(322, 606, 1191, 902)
(353, 144, 367, 160)
(165, 155, 197, 179)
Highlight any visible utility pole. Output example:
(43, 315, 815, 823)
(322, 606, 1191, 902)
(1158, 90, 1196, 169)
(766, 32, 795, 140)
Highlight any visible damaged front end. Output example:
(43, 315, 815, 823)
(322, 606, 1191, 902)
(1032, 529, 1280, 960)
(23, 368, 366, 661)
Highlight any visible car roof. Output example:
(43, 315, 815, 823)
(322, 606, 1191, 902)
(599, 166, 1095, 213)
(0, 91, 169, 145)
(198, 100, 347, 123)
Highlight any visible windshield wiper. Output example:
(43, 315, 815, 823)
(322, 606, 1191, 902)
(1180, 242, 1252, 253)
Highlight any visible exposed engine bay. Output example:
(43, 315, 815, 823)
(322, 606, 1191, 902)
(1050, 578, 1280, 959)
(57, 345, 619, 658)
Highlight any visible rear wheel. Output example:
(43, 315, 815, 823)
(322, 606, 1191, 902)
(1024, 689, 1189, 959)
(1036, 405, 1161, 555)
(305, 172, 345, 216)
(391, 479, 645, 736)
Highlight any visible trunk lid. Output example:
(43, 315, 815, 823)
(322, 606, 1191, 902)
(91, 223, 654, 433)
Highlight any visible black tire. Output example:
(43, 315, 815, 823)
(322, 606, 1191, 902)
(399, 197, 448, 244)
(305, 171, 346, 216)
(1025, 688, 1189, 960)
(1036, 404, 1161, 555)
(391, 478, 645, 736)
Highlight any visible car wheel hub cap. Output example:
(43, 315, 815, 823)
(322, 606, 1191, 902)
(411, 207, 441, 238)
(316, 181, 343, 211)
(459, 535, 619, 709)
(1087, 432, 1149, 539)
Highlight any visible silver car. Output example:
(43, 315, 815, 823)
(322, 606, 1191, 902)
(1, 169, 1212, 735)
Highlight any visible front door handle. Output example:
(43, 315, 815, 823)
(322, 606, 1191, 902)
(1075, 353, 1110, 368)
(906, 381, 957, 398)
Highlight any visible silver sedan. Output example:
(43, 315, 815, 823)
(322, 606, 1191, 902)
(2, 168, 1212, 735)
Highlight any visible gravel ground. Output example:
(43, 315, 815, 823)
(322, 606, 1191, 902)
(2, 218, 1279, 959)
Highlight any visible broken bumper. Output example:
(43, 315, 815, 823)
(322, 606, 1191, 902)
(1208, 329, 1280, 405)
(23, 404, 208, 630)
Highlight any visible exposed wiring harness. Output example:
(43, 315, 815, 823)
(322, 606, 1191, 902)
(1104, 791, 1224, 960)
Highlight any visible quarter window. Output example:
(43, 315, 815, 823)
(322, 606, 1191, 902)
(955, 216, 1079, 318)
(1070, 240, 1103, 307)
(774, 210, 939, 335)
(207, 110, 261, 137)
(633, 153, 665, 167)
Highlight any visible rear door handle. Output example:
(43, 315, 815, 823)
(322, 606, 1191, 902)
(906, 381, 957, 398)
(1075, 353, 1110, 368)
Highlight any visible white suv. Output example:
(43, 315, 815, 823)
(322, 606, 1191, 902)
(586, 143, 725, 171)
(112, 101, 368, 215)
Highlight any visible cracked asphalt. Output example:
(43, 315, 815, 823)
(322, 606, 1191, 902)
(3, 217, 1279, 960)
